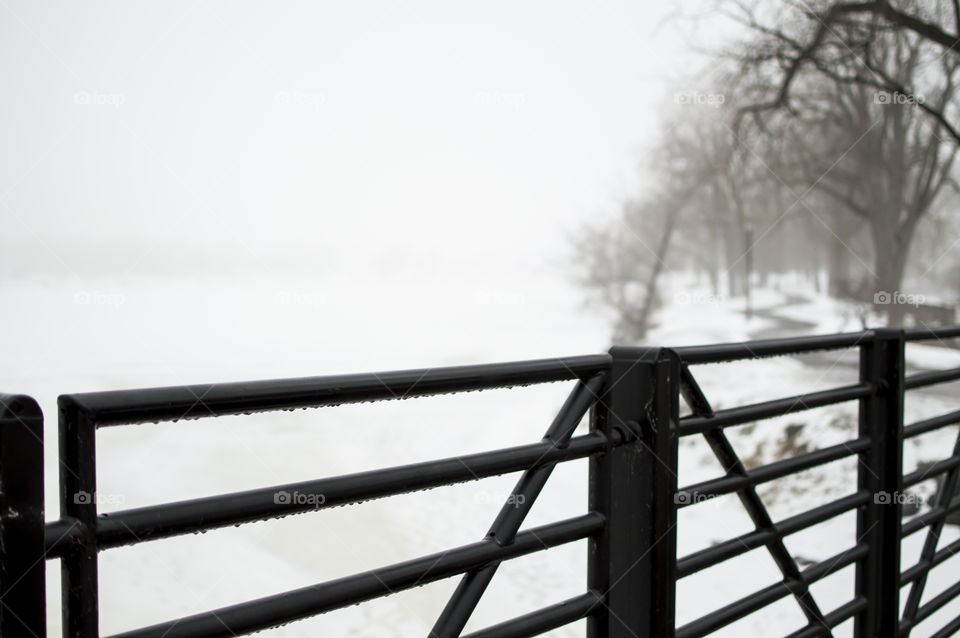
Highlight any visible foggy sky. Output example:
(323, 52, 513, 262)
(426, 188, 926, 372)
(0, 1, 700, 278)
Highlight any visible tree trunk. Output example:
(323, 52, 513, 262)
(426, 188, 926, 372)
(872, 226, 911, 326)
(723, 220, 745, 296)
(828, 233, 851, 298)
(634, 210, 681, 338)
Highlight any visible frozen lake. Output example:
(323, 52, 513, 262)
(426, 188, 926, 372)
(0, 267, 612, 635)
(3, 270, 958, 636)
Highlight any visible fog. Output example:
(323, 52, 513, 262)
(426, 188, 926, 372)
(0, 7, 702, 633)
(8, 3, 960, 637)
(1, 1, 690, 280)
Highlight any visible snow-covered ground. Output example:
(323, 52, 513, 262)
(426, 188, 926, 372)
(663, 286, 960, 637)
(2, 270, 958, 637)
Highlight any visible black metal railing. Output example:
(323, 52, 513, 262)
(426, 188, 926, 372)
(1, 327, 960, 637)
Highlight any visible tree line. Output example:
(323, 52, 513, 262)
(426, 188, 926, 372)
(578, 0, 960, 339)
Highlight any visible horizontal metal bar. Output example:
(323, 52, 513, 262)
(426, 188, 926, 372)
(930, 610, 960, 638)
(904, 326, 960, 341)
(679, 364, 714, 417)
(107, 513, 604, 638)
(904, 410, 960, 439)
(782, 596, 867, 638)
(902, 498, 960, 536)
(678, 438, 870, 503)
(903, 454, 960, 489)
(542, 373, 605, 443)
(460, 592, 600, 638)
(901, 578, 960, 633)
(802, 543, 868, 580)
(678, 383, 872, 435)
(488, 372, 606, 545)
(900, 536, 960, 585)
(904, 367, 960, 390)
(43, 518, 85, 559)
(431, 373, 607, 637)
(676, 544, 866, 638)
(674, 331, 874, 364)
(677, 490, 870, 578)
(62, 355, 612, 426)
(97, 432, 612, 549)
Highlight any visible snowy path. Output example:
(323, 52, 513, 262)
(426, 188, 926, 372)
(747, 291, 960, 402)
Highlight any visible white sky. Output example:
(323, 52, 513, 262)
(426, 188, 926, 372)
(0, 1, 709, 279)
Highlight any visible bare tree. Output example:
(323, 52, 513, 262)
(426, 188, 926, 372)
(574, 103, 739, 340)
(725, 7, 960, 321)
(575, 199, 678, 342)
(724, 0, 960, 143)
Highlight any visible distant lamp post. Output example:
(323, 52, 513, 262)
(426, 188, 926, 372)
(744, 222, 754, 320)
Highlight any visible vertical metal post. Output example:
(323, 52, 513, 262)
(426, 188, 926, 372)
(588, 347, 679, 638)
(855, 328, 904, 638)
(0, 394, 46, 637)
(59, 397, 99, 638)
